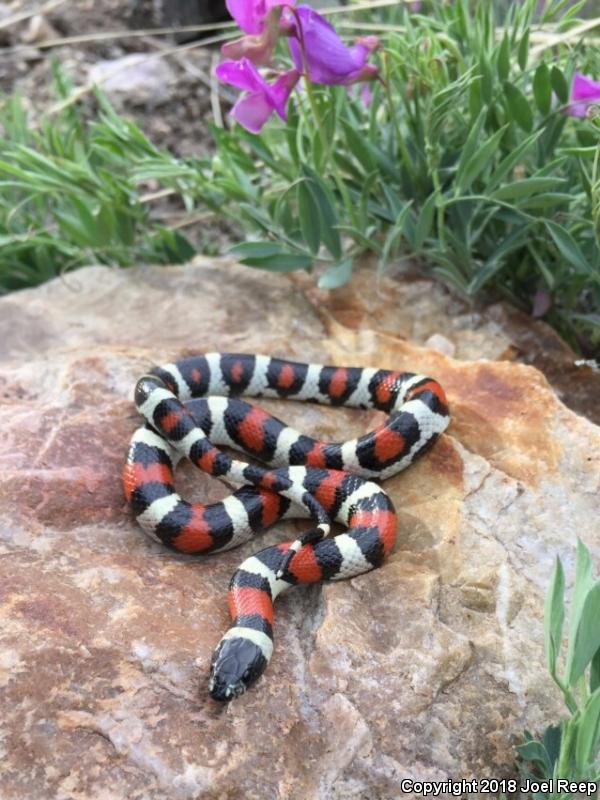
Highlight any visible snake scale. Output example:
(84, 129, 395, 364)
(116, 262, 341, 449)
(123, 353, 449, 701)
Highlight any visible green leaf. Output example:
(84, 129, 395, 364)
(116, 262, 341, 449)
(559, 146, 599, 158)
(566, 541, 594, 657)
(517, 192, 571, 210)
(479, 54, 493, 104)
(301, 166, 342, 260)
(504, 82, 534, 132)
(318, 258, 353, 289)
(469, 77, 483, 119)
(456, 124, 509, 191)
(516, 739, 552, 774)
(336, 224, 380, 254)
(297, 179, 321, 256)
(238, 203, 280, 235)
(550, 66, 569, 104)
(238, 252, 314, 271)
(229, 241, 287, 259)
(545, 221, 591, 275)
(413, 191, 438, 250)
(490, 177, 567, 201)
(455, 108, 486, 189)
(378, 202, 413, 275)
(468, 223, 531, 293)
(517, 28, 530, 70)
(533, 63, 552, 116)
(567, 580, 600, 687)
(575, 687, 600, 773)
(542, 724, 562, 772)
(590, 647, 600, 693)
(544, 557, 565, 676)
(155, 229, 196, 263)
(341, 119, 375, 173)
(486, 129, 543, 190)
(496, 32, 510, 82)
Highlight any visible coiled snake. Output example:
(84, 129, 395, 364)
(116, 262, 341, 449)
(123, 354, 449, 701)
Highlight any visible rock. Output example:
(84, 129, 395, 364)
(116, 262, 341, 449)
(88, 54, 177, 108)
(424, 333, 456, 358)
(296, 261, 600, 426)
(20, 13, 59, 44)
(1, 259, 599, 799)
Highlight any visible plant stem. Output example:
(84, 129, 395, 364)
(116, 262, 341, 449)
(289, 4, 358, 229)
(554, 674, 579, 715)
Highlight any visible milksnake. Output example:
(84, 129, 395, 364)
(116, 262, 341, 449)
(123, 354, 449, 701)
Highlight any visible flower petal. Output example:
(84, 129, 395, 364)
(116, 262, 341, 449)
(288, 6, 378, 85)
(231, 92, 275, 133)
(221, 32, 275, 66)
(226, 0, 293, 34)
(218, 61, 299, 132)
(572, 72, 600, 101)
(568, 72, 600, 117)
(268, 68, 300, 119)
(226, 0, 266, 34)
(215, 58, 264, 93)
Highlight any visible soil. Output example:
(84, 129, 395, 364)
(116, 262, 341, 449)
(0, 0, 241, 251)
(0, 0, 228, 154)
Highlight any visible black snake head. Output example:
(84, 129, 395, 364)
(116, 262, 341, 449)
(134, 374, 166, 408)
(208, 636, 268, 702)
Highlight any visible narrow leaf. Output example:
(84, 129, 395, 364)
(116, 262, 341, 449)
(497, 32, 510, 82)
(229, 241, 286, 259)
(302, 166, 342, 260)
(590, 647, 600, 693)
(490, 177, 567, 201)
(575, 687, 600, 772)
(533, 63, 552, 115)
(544, 557, 565, 676)
(567, 580, 600, 686)
(550, 66, 569, 104)
(504, 82, 534, 132)
(486, 129, 543, 190)
(457, 125, 508, 192)
(455, 108, 487, 190)
(318, 258, 353, 289)
(518, 28, 530, 70)
(413, 191, 438, 250)
(297, 180, 321, 255)
(545, 221, 591, 275)
(239, 252, 314, 271)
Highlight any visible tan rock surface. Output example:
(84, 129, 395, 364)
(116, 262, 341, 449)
(295, 263, 600, 425)
(1, 259, 599, 800)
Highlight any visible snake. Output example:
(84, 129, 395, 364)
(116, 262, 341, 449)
(122, 353, 449, 701)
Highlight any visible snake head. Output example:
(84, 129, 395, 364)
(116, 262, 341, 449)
(134, 374, 166, 408)
(208, 635, 269, 702)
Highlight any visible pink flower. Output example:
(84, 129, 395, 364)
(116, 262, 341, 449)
(287, 6, 379, 85)
(568, 72, 600, 118)
(226, 0, 293, 34)
(215, 58, 300, 133)
(223, 0, 293, 65)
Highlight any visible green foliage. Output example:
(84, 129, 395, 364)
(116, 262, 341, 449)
(1, 4, 599, 353)
(517, 541, 600, 797)
(201, 0, 600, 351)
(0, 65, 208, 293)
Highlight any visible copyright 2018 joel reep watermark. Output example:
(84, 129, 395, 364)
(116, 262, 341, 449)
(399, 778, 598, 796)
